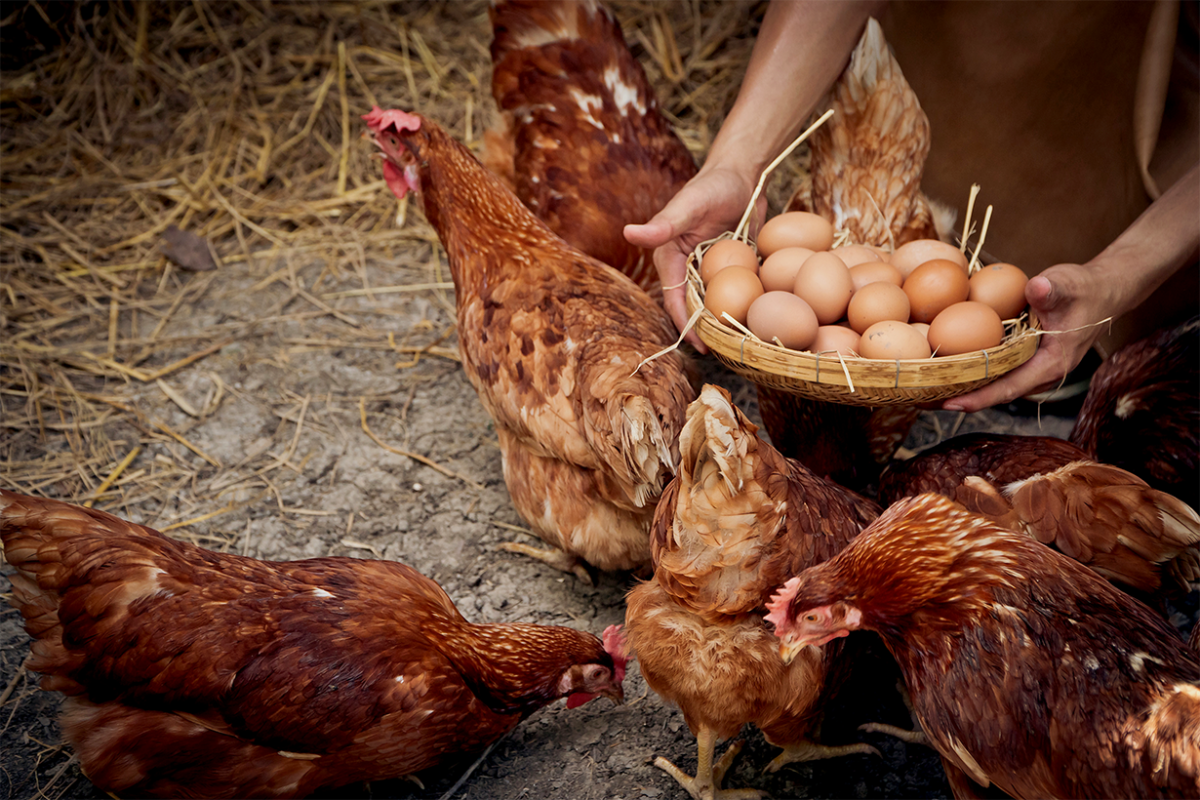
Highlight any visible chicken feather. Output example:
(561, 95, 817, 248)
(485, 0, 697, 299)
(624, 385, 880, 800)
(771, 493, 1200, 800)
(880, 432, 1200, 597)
(0, 490, 624, 799)
(364, 108, 695, 577)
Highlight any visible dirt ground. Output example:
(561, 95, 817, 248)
(0, 2, 1166, 799)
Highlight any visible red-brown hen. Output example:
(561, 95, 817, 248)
(484, 0, 697, 300)
(623, 385, 881, 800)
(769, 493, 1200, 800)
(0, 490, 624, 799)
(364, 107, 695, 580)
(878, 432, 1200, 597)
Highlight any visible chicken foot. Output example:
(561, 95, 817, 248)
(858, 722, 930, 746)
(763, 738, 880, 773)
(654, 727, 765, 800)
(497, 541, 594, 584)
(857, 678, 932, 748)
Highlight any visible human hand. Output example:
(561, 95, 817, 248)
(624, 166, 765, 352)
(943, 263, 1114, 412)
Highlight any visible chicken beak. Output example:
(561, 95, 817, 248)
(601, 684, 625, 705)
(779, 637, 809, 665)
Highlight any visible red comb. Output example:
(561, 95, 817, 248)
(764, 576, 802, 632)
(361, 106, 421, 134)
(602, 624, 628, 683)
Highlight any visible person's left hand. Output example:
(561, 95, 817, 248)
(943, 262, 1113, 412)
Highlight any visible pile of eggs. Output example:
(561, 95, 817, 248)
(700, 211, 1028, 360)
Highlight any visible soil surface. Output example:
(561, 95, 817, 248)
(0, 236, 1083, 800)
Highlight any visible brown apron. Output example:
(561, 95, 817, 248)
(881, 0, 1198, 354)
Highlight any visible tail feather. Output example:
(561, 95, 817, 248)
(614, 394, 674, 507)
(1004, 462, 1200, 592)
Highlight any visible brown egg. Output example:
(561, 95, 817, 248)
(910, 322, 931, 339)
(847, 281, 911, 333)
(832, 244, 882, 268)
(756, 212, 835, 257)
(848, 261, 904, 292)
(903, 259, 971, 323)
(969, 263, 1029, 320)
(928, 301, 1005, 356)
(891, 239, 969, 279)
(759, 247, 815, 292)
(808, 324, 861, 356)
(704, 266, 764, 326)
(858, 320, 932, 360)
(700, 238, 759, 284)
(747, 292, 819, 350)
(793, 252, 854, 325)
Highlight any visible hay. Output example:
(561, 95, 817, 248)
(1, 1, 761, 515)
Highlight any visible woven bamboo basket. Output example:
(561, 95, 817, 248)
(681, 110, 1040, 406)
(685, 243, 1040, 407)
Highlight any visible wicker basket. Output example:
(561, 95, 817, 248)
(685, 246, 1040, 407)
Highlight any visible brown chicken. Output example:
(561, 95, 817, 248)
(623, 385, 881, 800)
(0, 490, 624, 799)
(364, 108, 695, 580)
(878, 432, 1200, 596)
(757, 18, 959, 489)
(769, 493, 1200, 800)
(484, 0, 697, 300)
(1071, 316, 1199, 511)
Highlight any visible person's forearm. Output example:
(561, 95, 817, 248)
(1087, 163, 1199, 317)
(703, 0, 885, 180)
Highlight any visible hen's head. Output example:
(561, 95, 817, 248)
(768, 494, 1040, 663)
(362, 106, 423, 199)
(766, 573, 863, 664)
(563, 625, 627, 709)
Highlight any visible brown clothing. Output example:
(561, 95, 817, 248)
(882, 1, 1198, 352)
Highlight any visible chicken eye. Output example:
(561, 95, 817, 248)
(805, 614, 819, 623)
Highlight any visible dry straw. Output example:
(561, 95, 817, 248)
(2, 0, 760, 514)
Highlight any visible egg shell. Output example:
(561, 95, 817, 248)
(700, 238, 759, 284)
(858, 320, 933, 360)
(969, 263, 1029, 320)
(746, 292, 819, 350)
(847, 281, 911, 333)
(808, 325, 861, 356)
(756, 212, 835, 257)
(911, 322, 931, 339)
(928, 301, 1005, 356)
(848, 261, 904, 292)
(903, 259, 971, 323)
(703, 266, 764, 326)
(832, 244, 883, 268)
(891, 239, 969, 279)
(759, 247, 815, 292)
(793, 252, 853, 325)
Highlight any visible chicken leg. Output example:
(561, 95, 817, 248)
(763, 737, 881, 773)
(654, 727, 764, 800)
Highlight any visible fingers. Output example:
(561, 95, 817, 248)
(656, 243, 707, 353)
(942, 356, 1055, 413)
(623, 219, 673, 250)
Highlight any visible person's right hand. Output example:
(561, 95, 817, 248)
(624, 166, 765, 352)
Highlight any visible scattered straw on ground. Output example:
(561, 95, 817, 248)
(0, 1, 766, 513)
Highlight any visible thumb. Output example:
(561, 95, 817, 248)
(1025, 274, 1057, 311)
(623, 218, 674, 249)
